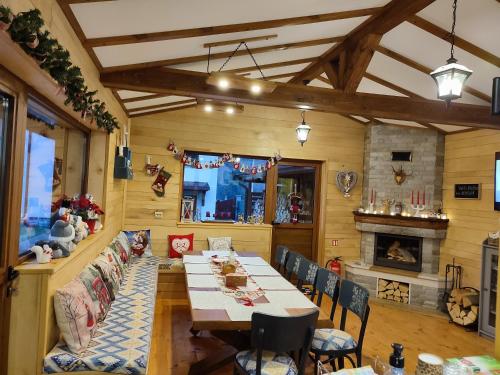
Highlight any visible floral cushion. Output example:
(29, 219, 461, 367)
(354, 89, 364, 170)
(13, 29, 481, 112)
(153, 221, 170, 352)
(207, 236, 232, 251)
(79, 265, 112, 322)
(311, 328, 357, 352)
(236, 350, 298, 375)
(53, 278, 97, 354)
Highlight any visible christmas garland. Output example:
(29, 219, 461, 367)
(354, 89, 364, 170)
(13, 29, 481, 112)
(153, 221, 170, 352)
(0, 6, 119, 133)
(167, 141, 282, 175)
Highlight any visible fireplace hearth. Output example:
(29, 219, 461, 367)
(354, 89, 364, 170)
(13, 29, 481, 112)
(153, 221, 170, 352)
(374, 233, 423, 272)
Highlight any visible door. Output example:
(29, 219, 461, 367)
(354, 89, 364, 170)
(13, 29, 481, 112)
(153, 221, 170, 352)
(270, 161, 321, 263)
(0, 91, 18, 373)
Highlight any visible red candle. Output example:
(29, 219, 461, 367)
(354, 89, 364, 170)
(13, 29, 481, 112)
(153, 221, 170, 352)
(423, 191, 426, 205)
(371, 189, 373, 204)
(417, 191, 420, 205)
(374, 190, 376, 203)
(411, 191, 414, 204)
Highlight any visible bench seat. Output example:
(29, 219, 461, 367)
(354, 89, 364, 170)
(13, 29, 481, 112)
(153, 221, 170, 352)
(43, 256, 161, 375)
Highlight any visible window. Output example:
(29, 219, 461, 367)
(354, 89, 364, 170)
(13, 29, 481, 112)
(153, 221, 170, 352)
(18, 99, 88, 256)
(182, 153, 267, 222)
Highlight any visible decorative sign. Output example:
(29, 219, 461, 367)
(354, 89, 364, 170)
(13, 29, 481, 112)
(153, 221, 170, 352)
(454, 184, 481, 199)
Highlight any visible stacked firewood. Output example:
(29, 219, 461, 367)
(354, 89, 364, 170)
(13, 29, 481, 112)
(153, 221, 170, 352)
(377, 279, 409, 303)
(446, 288, 479, 326)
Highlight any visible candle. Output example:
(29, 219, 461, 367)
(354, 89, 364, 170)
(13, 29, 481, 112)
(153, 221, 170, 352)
(417, 191, 420, 205)
(374, 190, 377, 203)
(371, 189, 374, 204)
(146, 155, 152, 165)
(423, 190, 426, 206)
(411, 191, 414, 205)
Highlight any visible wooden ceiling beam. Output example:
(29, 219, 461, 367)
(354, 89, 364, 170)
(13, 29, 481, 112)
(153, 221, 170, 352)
(225, 57, 317, 74)
(203, 34, 277, 48)
(101, 36, 343, 73)
(376, 46, 492, 103)
(99, 67, 500, 128)
(128, 99, 197, 113)
(290, 0, 435, 84)
(129, 104, 197, 118)
(85, 7, 382, 47)
(408, 15, 500, 68)
(121, 93, 171, 103)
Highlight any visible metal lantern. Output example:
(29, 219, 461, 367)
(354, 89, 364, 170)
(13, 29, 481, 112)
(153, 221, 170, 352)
(430, 0, 472, 104)
(181, 198, 194, 223)
(430, 58, 472, 103)
(296, 110, 311, 147)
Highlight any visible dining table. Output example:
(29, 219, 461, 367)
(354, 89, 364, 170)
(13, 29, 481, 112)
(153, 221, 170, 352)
(184, 251, 333, 375)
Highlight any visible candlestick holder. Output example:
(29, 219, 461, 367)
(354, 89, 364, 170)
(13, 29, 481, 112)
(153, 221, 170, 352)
(368, 202, 375, 213)
(411, 203, 425, 217)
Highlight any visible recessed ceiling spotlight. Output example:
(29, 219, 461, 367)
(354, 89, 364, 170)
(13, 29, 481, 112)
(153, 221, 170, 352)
(204, 104, 213, 112)
(250, 83, 262, 95)
(218, 78, 230, 90)
(298, 105, 312, 110)
(226, 106, 235, 114)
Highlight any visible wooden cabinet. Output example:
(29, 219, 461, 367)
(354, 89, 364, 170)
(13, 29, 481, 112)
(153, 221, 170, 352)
(479, 241, 498, 339)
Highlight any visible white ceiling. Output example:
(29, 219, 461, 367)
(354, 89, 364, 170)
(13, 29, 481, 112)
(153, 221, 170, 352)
(67, 0, 500, 132)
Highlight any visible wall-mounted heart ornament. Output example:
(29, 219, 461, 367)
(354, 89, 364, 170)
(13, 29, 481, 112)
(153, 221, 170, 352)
(336, 171, 358, 198)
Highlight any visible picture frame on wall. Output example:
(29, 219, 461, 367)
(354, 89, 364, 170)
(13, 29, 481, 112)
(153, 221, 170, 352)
(454, 183, 481, 200)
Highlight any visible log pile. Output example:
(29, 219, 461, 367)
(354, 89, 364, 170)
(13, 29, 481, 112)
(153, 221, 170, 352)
(377, 279, 409, 304)
(446, 288, 479, 326)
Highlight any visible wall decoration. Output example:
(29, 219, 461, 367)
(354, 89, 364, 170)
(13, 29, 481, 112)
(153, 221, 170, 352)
(167, 140, 282, 175)
(0, 6, 119, 132)
(181, 198, 194, 223)
(145, 155, 161, 176)
(392, 165, 412, 185)
(454, 183, 480, 199)
(151, 168, 171, 197)
(335, 170, 358, 197)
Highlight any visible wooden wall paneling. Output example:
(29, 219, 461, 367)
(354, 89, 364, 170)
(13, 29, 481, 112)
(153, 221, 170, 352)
(126, 105, 365, 266)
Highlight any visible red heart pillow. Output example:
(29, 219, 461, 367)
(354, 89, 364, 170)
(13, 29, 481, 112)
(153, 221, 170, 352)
(168, 233, 194, 258)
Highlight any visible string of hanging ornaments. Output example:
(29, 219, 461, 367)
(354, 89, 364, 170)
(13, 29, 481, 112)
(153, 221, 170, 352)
(167, 141, 282, 175)
(430, 0, 472, 106)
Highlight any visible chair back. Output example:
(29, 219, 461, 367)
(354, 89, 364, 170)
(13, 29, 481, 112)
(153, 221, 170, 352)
(314, 267, 340, 319)
(251, 310, 319, 375)
(296, 257, 319, 291)
(284, 251, 303, 281)
(338, 279, 370, 353)
(274, 245, 289, 273)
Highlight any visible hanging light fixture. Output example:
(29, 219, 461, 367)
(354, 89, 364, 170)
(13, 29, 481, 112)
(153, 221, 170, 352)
(296, 111, 311, 147)
(430, 0, 472, 105)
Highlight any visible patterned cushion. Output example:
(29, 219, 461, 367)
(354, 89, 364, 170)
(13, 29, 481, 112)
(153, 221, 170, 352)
(117, 231, 132, 258)
(110, 239, 131, 269)
(207, 236, 232, 251)
(44, 256, 160, 374)
(124, 230, 153, 257)
(93, 253, 122, 294)
(53, 278, 97, 354)
(236, 350, 298, 375)
(79, 265, 112, 322)
(311, 329, 357, 352)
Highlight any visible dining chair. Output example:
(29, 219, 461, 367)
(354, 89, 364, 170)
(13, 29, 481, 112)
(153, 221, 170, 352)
(284, 251, 303, 282)
(296, 257, 319, 295)
(274, 245, 289, 274)
(234, 310, 319, 375)
(313, 267, 341, 316)
(310, 279, 370, 372)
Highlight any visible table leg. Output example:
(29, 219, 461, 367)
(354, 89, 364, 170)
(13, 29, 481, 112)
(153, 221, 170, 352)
(188, 330, 250, 375)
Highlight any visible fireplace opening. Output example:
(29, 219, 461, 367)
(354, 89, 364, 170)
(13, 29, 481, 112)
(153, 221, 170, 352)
(374, 233, 423, 272)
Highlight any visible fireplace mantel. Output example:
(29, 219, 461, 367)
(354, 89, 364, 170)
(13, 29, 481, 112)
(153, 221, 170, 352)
(353, 211, 449, 230)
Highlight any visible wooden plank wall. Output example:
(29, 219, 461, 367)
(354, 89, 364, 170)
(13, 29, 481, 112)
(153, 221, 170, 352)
(442, 129, 500, 289)
(127, 105, 366, 264)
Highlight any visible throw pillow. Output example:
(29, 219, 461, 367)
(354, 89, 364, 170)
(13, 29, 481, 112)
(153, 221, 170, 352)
(117, 231, 132, 258)
(168, 233, 194, 258)
(110, 239, 130, 269)
(53, 278, 97, 353)
(208, 237, 232, 251)
(124, 229, 152, 257)
(103, 247, 125, 282)
(93, 253, 121, 294)
(79, 265, 112, 322)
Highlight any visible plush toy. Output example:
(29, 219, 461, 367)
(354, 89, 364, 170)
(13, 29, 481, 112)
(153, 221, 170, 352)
(49, 220, 76, 253)
(31, 245, 52, 264)
(70, 214, 88, 243)
(36, 240, 70, 258)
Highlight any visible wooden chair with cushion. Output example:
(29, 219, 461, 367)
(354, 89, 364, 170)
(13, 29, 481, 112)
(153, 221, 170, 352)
(310, 279, 370, 372)
(234, 310, 319, 375)
(296, 257, 319, 295)
(284, 251, 303, 283)
(274, 245, 290, 274)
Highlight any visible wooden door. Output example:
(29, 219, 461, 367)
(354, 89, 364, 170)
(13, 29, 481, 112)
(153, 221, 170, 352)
(270, 161, 321, 263)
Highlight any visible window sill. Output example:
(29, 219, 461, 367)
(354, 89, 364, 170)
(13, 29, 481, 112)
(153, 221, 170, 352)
(176, 221, 272, 230)
(14, 229, 107, 275)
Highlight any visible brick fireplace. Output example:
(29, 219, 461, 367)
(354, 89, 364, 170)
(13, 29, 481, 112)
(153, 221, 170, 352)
(374, 233, 423, 272)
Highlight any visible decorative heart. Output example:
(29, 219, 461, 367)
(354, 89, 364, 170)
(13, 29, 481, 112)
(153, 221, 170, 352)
(336, 171, 358, 198)
(172, 238, 190, 254)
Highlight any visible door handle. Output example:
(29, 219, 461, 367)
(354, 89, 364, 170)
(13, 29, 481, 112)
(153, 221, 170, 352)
(7, 266, 19, 282)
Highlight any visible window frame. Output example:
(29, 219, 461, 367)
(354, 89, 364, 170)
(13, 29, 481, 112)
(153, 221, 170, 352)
(179, 150, 274, 224)
(17, 93, 91, 260)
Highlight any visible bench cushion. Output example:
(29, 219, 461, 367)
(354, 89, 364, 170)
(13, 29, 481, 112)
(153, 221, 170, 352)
(44, 256, 160, 374)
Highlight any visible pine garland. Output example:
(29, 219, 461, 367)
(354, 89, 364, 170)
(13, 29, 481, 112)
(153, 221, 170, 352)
(0, 6, 119, 132)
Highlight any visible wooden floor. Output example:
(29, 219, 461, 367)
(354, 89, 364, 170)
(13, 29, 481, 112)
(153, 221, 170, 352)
(148, 297, 494, 375)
